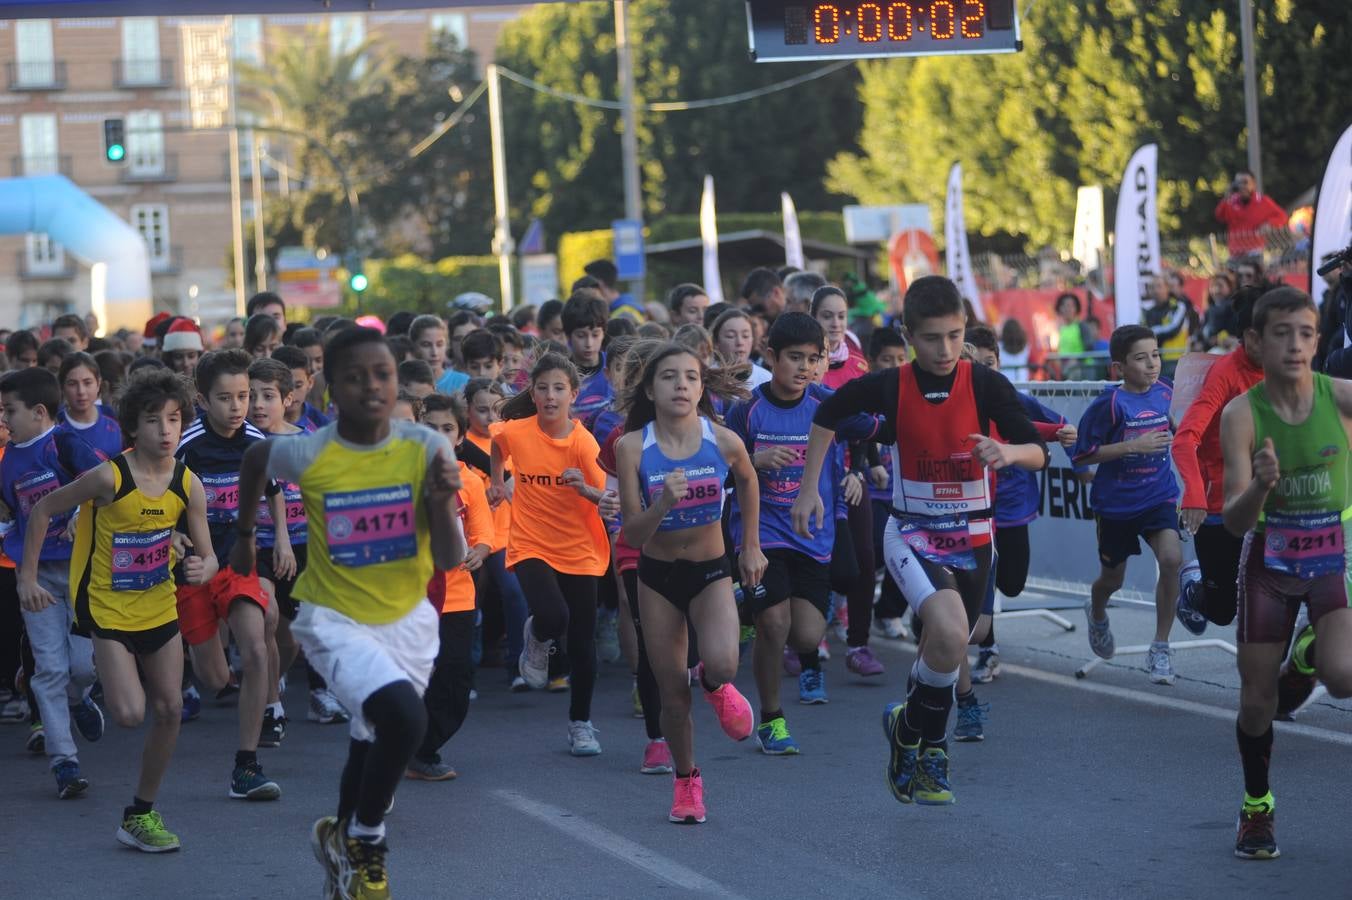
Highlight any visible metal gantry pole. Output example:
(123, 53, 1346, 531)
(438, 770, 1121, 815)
(1239, 0, 1263, 191)
(250, 131, 267, 292)
(228, 127, 247, 316)
(487, 63, 515, 312)
(615, 0, 645, 303)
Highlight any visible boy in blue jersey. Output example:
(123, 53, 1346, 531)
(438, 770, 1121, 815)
(564, 291, 613, 426)
(176, 349, 289, 799)
(56, 352, 123, 462)
(724, 313, 881, 754)
(1, 367, 105, 798)
(272, 346, 330, 433)
(1072, 324, 1183, 685)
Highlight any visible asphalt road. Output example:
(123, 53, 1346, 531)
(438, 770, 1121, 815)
(3, 597, 1350, 900)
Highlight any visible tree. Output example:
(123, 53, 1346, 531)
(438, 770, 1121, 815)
(828, 1, 1352, 249)
(494, 0, 862, 239)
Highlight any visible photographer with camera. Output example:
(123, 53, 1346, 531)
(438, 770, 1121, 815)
(1214, 169, 1288, 257)
(1316, 247, 1352, 375)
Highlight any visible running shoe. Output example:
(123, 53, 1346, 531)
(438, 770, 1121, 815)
(510, 674, 529, 693)
(846, 645, 885, 677)
(229, 760, 281, 801)
(547, 675, 570, 693)
(518, 617, 553, 690)
(756, 716, 800, 755)
(954, 700, 989, 742)
(1084, 600, 1115, 659)
(26, 722, 45, 754)
(697, 666, 753, 740)
(54, 759, 89, 799)
(874, 617, 909, 641)
(882, 702, 918, 804)
(0, 690, 28, 723)
(632, 679, 644, 718)
(70, 695, 105, 742)
(914, 747, 955, 805)
(641, 739, 674, 775)
(971, 649, 1001, 684)
(308, 688, 350, 724)
(782, 645, 801, 677)
(595, 610, 621, 665)
(259, 709, 285, 748)
(1174, 560, 1208, 636)
(798, 668, 828, 705)
(117, 810, 181, 853)
(1290, 624, 1317, 675)
(311, 816, 343, 900)
(405, 758, 457, 781)
(1274, 665, 1318, 721)
(181, 686, 201, 723)
(568, 720, 602, 756)
(215, 673, 241, 703)
(343, 830, 391, 900)
(1147, 643, 1176, 685)
(1235, 798, 1279, 860)
(669, 769, 706, 825)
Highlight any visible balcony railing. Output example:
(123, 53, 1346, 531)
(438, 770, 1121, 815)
(16, 249, 76, 280)
(115, 57, 174, 88)
(6, 60, 67, 91)
(11, 155, 72, 177)
(120, 152, 178, 184)
(149, 246, 184, 275)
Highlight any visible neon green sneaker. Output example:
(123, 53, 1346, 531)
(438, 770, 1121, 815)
(116, 810, 181, 853)
(1291, 625, 1317, 676)
(756, 716, 800, 755)
(913, 748, 955, 806)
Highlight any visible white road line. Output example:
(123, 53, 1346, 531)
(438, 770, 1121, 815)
(1001, 662, 1352, 748)
(493, 789, 751, 900)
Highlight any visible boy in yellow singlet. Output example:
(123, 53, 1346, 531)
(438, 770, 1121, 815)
(18, 368, 217, 852)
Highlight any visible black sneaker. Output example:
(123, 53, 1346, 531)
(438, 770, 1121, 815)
(215, 673, 241, 703)
(54, 759, 89, 799)
(259, 710, 285, 748)
(1235, 804, 1279, 859)
(1274, 665, 1318, 721)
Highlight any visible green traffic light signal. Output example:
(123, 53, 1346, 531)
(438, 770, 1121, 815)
(103, 118, 126, 164)
(107, 144, 125, 162)
(350, 272, 369, 293)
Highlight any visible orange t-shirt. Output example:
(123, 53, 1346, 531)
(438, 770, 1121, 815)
(467, 427, 510, 552)
(493, 416, 608, 576)
(429, 462, 496, 614)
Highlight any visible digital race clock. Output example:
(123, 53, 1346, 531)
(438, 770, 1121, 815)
(746, 0, 1021, 62)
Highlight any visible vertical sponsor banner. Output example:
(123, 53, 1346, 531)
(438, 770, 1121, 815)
(1016, 380, 1167, 602)
(181, 20, 232, 130)
(701, 175, 724, 303)
(1112, 144, 1159, 327)
(1072, 185, 1106, 273)
(944, 162, 985, 320)
(781, 191, 805, 270)
(1311, 120, 1352, 297)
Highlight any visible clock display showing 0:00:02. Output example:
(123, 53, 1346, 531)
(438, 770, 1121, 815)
(811, 1, 988, 43)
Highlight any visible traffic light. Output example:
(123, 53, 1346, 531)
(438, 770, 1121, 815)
(349, 271, 369, 293)
(103, 118, 126, 163)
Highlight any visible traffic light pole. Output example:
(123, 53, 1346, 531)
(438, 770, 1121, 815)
(615, 0, 645, 303)
(228, 127, 247, 316)
(487, 64, 515, 313)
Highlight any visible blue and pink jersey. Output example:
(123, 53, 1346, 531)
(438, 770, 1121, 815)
(1072, 379, 1178, 518)
(638, 417, 728, 531)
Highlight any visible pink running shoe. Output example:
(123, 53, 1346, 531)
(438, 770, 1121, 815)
(669, 769, 706, 824)
(846, 645, 886, 677)
(641, 739, 674, 775)
(698, 664, 753, 741)
(782, 645, 802, 677)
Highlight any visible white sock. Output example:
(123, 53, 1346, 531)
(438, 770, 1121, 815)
(268, 701, 285, 718)
(349, 818, 386, 842)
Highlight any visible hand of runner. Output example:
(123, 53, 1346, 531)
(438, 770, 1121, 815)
(486, 481, 507, 509)
(272, 541, 297, 581)
(1055, 424, 1078, 448)
(739, 545, 768, 589)
(17, 577, 54, 612)
(661, 468, 689, 507)
(229, 536, 255, 578)
(184, 552, 211, 585)
(791, 488, 826, 538)
(560, 468, 589, 495)
(171, 531, 191, 559)
(841, 472, 864, 506)
(598, 488, 621, 521)
(754, 446, 797, 471)
(869, 465, 889, 489)
(1130, 430, 1172, 454)
(1180, 507, 1206, 534)
(1252, 437, 1279, 489)
(968, 433, 1014, 470)
(462, 544, 489, 572)
(426, 449, 462, 499)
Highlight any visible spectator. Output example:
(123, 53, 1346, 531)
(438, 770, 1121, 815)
(999, 318, 1030, 381)
(740, 267, 785, 317)
(1213, 169, 1286, 257)
(1316, 256, 1352, 373)
(1053, 291, 1084, 355)
(783, 271, 827, 316)
(1142, 274, 1192, 358)
(1200, 272, 1239, 349)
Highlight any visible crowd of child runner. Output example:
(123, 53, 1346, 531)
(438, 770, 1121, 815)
(0, 265, 1345, 897)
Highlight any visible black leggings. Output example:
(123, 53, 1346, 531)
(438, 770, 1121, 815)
(994, 524, 1032, 598)
(338, 681, 427, 828)
(417, 610, 476, 764)
(871, 500, 907, 621)
(843, 497, 876, 647)
(514, 558, 598, 722)
(1195, 522, 1242, 626)
(623, 569, 663, 741)
(0, 566, 20, 694)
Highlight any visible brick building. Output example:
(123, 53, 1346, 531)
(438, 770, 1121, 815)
(0, 8, 524, 332)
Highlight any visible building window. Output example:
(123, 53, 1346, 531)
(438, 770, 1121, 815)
(14, 20, 55, 87)
(126, 109, 165, 176)
(429, 13, 467, 48)
(329, 14, 365, 75)
(20, 113, 58, 175)
(121, 18, 161, 85)
(131, 203, 170, 265)
(232, 16, 263, 66)
(25, 233, 65, 275)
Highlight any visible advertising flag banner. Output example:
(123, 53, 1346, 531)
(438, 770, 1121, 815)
(701, 175, 724, 303)
(1112, 144, 1159, 326)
